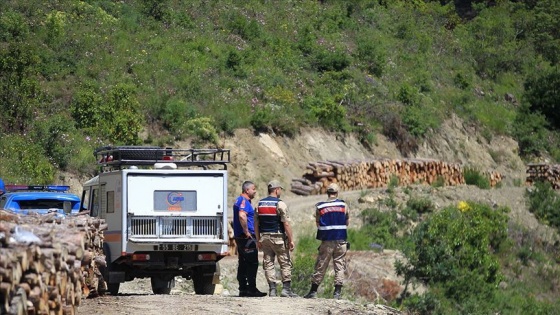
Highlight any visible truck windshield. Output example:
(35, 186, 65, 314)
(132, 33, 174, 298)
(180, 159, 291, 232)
(18, 199, 74, 210)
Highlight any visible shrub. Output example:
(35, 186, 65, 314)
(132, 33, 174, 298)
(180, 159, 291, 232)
(453, 72, 471, 90)
(397, 83, 419, 107)
(463, 167, 491, 189)
(397, 202, 509, 305)
(312, 48, 351, 73)
(0, 134, 55, 184)
(184, 116, 220, 146)
(71, 81, 104, 130)
(455, 4, 526, 79)
(304, 94, 347, 131)
(141, 0, 169, 21)
(354, 209, 405, 250)
(388, 174, 399, 189)
(512, 104, 550, 157)
(406, 196, 434, 214)
(0, 10, 29, 41)
(29, 114, 77, 170)
(355, 36, 386, 77)
(105, 83, 143, 144)
(160, 98, 197, 139)
(214, 101, 252, 135)
(381, 112, 418, 157)
(250, 102, 301, 137)
(530, 0, 560, 65)
(402, 104, 439, 138)
(45, 11, 66, 44)
(525, 180, 560, 230)
(227, 12, 261, 41)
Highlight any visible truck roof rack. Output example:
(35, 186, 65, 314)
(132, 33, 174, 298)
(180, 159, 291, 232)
(94, 146, 230, 170)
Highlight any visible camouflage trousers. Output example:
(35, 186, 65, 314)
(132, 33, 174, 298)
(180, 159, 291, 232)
(260, 233, 292, 283)
(311, 240, 348, 286)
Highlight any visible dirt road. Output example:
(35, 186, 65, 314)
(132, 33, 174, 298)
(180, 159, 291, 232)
(78, 292, 399, 315)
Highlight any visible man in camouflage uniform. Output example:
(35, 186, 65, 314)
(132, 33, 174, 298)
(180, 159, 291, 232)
(304, 183, 349, 300)
(254, 180, 298, 297)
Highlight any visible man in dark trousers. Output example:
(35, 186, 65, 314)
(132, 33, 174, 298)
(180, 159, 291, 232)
(304, 183, 349, 300)
(232, 180, 267, 297)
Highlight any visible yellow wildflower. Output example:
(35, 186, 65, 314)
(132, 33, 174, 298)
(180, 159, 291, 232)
(458, 201, 470, 212)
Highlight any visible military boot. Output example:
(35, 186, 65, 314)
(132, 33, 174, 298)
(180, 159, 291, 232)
(333, 285, 342, 300)
(280, 281, 299, 297)
(303, 283, 319, 299)
(268, 282, 277, 297)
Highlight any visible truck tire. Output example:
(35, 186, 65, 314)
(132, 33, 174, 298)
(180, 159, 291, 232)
(193, 274, 215, 295)
(107, 283, 120, 296)
(151, 276, 175, 295)
(100, 244, 120, 295)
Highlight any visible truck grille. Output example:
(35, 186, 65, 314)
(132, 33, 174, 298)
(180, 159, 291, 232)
(129, 216, 222, 239)
(130, 217, 157, 237)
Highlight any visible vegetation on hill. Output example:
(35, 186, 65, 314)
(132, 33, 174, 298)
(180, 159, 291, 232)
(0, 0, 559, 184)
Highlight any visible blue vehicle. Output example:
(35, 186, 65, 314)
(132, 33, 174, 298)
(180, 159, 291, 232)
(0, 183, 81, 217)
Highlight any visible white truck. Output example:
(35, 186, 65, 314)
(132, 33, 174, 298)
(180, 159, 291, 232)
(81, 146, 230, 295)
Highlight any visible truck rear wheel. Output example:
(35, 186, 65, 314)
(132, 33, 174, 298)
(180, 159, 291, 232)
(151, 276, 175, 295)
(193, 273, 215, 295)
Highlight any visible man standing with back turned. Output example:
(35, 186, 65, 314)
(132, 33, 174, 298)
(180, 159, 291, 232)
(304, 183, 349, 300)
(254, 180, 298, 297)
(233, 180, 267, 297)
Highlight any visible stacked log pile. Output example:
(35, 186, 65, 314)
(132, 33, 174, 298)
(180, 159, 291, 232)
(0, 210, 107, 315)
(484, 170, 503, 188)
(291, 158, 502, 195)
(526, 163, 560, 189)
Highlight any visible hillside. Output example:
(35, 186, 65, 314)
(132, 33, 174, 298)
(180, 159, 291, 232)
(2, 0, 560, 186)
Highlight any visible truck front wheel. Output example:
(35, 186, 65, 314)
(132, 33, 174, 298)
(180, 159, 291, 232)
(100, 244, 120, 296)
(107, 283, 120, 296)
(151, 276, 175, 295)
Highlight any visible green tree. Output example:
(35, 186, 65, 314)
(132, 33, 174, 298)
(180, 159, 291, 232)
(455, 4, 525, 78)
(0, 41, 41, 134)
(524, 67, 560, 130)
(531, 0, 560, 65)
(512, 103, 550, 157)
(106, 83, 143, 145)
(71, 82, 142, 144)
